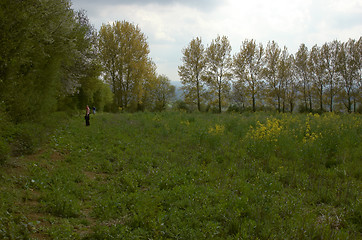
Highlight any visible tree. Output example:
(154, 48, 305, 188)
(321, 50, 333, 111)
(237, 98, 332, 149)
(277, 47, 294, 112)
(285, 55, 298, 112)
(233, 39, 264, 112)
(230, 80, 247, 111)
(59, 10, 107, 112)
(309, 45, 326, 113)
(151, 75, 175, 111)
(357, 37, 362, 110)
(263, 41, 282, 111)
(205, 35, 233, 113)
(0, 0, 82, 122)
(98, 20, 154, 111)
(178, 37, 206, 111)
(321, 40, 341, 112)
(98, 23, 118, 108)
(295, 44, 312, 112)
(139, 61, 158, 111)
(337, 39, 360, 113)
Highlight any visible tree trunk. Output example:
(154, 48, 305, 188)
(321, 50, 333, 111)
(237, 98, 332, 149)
(330, 91, 333, 112)
(303, 81, 308, 111)
(196, 76, 201, 111)
(252, 94, 256, 112)
(218, 86, 222, 113)
(347, 87, 351, 113)
(277, 94, 281, 112)
(319, 84, 323, 113)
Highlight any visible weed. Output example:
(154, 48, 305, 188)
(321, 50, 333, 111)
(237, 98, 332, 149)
(0, 112, 361, 239)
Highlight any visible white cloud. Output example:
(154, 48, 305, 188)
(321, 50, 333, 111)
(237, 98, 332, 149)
(71, 0, 362, 81)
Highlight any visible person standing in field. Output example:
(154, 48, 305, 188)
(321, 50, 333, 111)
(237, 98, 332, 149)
(85, 105, 90, 126)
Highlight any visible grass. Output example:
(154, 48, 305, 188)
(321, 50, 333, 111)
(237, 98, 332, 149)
(0, 111, 361, 239)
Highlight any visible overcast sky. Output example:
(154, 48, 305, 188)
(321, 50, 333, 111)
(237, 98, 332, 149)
(71, 0, 362, 82)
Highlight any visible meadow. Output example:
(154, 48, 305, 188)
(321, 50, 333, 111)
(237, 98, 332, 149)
(0, 112, 361, 239)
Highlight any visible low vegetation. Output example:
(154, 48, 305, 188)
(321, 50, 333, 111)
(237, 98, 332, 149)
(0, 112, 361, 239)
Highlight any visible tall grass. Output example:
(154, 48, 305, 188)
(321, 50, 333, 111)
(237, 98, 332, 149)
(0, 112, 361, 239)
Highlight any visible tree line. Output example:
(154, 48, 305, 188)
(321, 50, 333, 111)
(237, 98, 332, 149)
(1, 0, 360, 125)
(0, 0, 174, 124)
(178, 36, 362, 113)
(1, 0, 109, 122)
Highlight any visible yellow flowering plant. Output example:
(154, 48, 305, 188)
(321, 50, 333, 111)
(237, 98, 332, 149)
(246, 118, 283, 143)
(302, 115, 322, 144)
(244, 118, 286, 159)
(208, 124, 225, 135)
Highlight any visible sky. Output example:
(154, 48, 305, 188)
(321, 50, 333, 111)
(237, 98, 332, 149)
(70, 0, 362, 83)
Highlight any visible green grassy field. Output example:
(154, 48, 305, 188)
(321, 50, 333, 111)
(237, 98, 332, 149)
(0, 112, 361, 239)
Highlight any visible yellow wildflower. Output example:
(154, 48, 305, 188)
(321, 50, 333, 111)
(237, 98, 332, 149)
(303, 115, 322, 143)
(246, 118, 283, 143)
(180, 120, 190, 126)
(208, 124, 225, 135)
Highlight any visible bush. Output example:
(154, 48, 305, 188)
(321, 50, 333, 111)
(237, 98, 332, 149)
(11, 124, 39, 156)
(41, 189, 81, 218)
(172, 100, 190, 112)
(0, 111, 14, 163)
(0, 214, 33, 239)
(0, 138, 10, 164)
(227, 104, 243, 113)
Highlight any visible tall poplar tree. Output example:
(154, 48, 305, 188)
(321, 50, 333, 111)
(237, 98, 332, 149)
(285, 55, 298, 112)
(178, 37, 206, 111)
(263, 41, 282, 111)
(337, 39, 360, 113)
(295, 44, 312, 112)
(309, 45, 326, 113)
(205, 35, 233, 113)
(277, 47, 294, 112)
(98, 21, 154, 111)
(233, 39, 264, 112)
(321, 40, 340, 112)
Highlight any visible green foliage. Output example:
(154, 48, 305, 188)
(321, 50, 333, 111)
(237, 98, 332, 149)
(205, 35, 233, 113)
(0, 112, 361, 239)
(0, 111, 70, 164)
(0, 0, 105, 122)
(0, 214, 33, 239)
(98, 20, 156, 111)
(0, 139, 9, 164)
(149, 75, 176, 111)
(178, 37, 207, 111)
(0, 111, 12, 163)
(0, 0, 72, 121)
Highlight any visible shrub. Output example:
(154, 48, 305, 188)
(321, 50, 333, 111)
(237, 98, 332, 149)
(10, 123, 42, 156)
(40, 189, 81, 218)
(0, 214, 33, 239)
(0, 138, 10, 164)
(0, 111, 14, 163)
